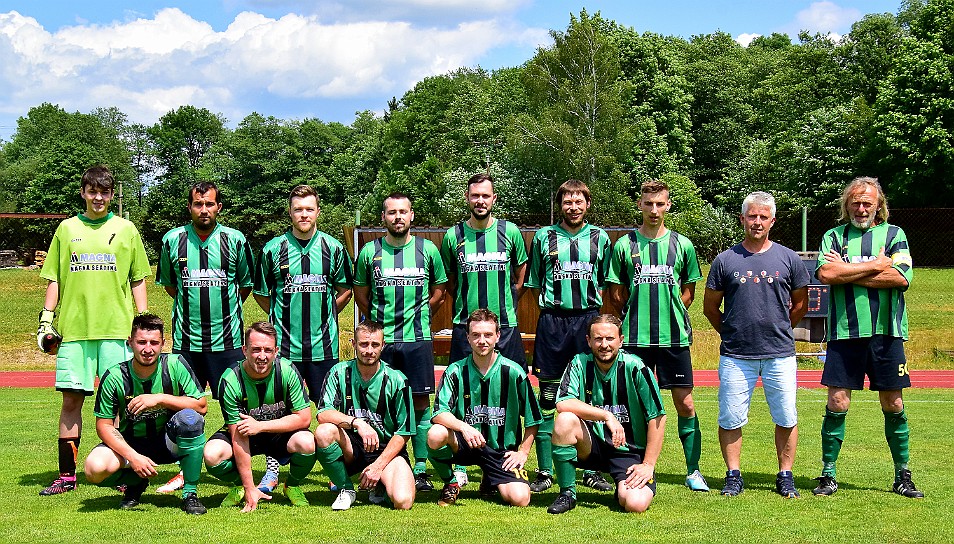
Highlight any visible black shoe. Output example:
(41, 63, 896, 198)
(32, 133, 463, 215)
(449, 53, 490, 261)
(581, 471, 613, 492)
(414, 472, 434, 492)
(721, 470, 744, 496)
(478, 475, 495, 498)
(546, 490, 577, 514)
(438, 482, 460, 507)
(812, 475, 838, 496)
(529, 471, 553, 493)
(775, 471, 800, 498)
(120, 479, 149, 510)
(893, 469, 924, 498)
(181, 492, 207, 515)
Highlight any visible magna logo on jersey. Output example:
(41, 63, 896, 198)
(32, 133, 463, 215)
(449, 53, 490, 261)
(464, 405, 506, 426)
(458, 251, 508, 273)
(633, 264, 676, 286)
(285, 273, 329, 293)
(373, 267, 427, 287)
(554, 260, 593, 281)
(70, 252, 117, 272)
(182, 268, 228, 288)
(243, 401, 290, 421)
(597, 404, 630, 423)
(350, 408, 384, 431)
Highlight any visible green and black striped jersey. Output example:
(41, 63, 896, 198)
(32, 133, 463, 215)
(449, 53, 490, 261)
(94, 354, 203, 439)
(157, 223, 254, 352)
(607, 230, 702, 347)
(433, 354, 542, 451)
(316, 360, 415, 442)
(217, 358, 309, 427)
(254, 231, 353, 363)
(557, 351, 665, 453)
(353, 236, 448, 343)
(525, 223, 612, 311)
(817, 222, 913, 340)
(441, 219, 527, 327)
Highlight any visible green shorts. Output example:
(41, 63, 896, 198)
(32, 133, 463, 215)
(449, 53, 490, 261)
(55, 340, 130, 395)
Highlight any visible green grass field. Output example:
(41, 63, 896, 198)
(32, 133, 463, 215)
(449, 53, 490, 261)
(2, 266, 953, 371)
(1, 386, 951, 543)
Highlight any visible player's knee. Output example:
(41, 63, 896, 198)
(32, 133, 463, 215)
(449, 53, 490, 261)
(502, 484, 531, 507)
(620, 489, 653, 513)
(552, 412, 579, 444)
(289, 430, 316, 454)
(83, 450, 113, 483)
(169, 408, 205, 438)
(390, 486, 415, 510)
(426, 424, 450, 449)
(827, 388, 851, 411)
(879, 390, 904, 412)
(203, 440, 231, 465)
(314, 423, 340, 448)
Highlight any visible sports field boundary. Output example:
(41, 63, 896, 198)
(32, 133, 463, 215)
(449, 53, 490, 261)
(4, 369, 954, 388)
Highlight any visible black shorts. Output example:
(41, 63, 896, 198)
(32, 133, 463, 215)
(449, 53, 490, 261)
(209, 429, 300, 465)
(450, 324, 527, 370)
(626, 346, 693, 389)
(532, 309, 598, 379)
(381, 341, 435, 395)
(822, 336, 910, 391)
(293, 358, 338, 403)
(574, 424, 656, 495)
(450, 431, 529, 487)
(174, 348, 244, 399)
(108, 435, 179, 466)
(343, 429, 411, 477)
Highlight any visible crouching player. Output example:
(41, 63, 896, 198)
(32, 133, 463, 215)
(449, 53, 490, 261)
(547, 314, 666, 514)
(426, 309, 542, 507)
(313, 320, 416, 511)
(203, 322, 317, 512)
(84, 314, 208, 514)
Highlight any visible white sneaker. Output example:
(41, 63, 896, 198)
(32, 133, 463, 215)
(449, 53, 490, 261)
(453, 468, 469, 487)
(685, 469, 710, 492)
(332, 488, 357, 511)
(157, 472, 184, 494)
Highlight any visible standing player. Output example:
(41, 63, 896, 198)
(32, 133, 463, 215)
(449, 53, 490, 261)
(156, 180, 254, 493)
(812, 177, 923, 498)
(524, 179, 613, 492)
(547, 314, 666, 514)
(607, 179, 708, 492)
(83, 314, 208, 514)
(203, 322, 317, 511)
(703, 191, 809, 498)
(426, 309, 542, 507)
(255, 184, 353, 491)
(313, 321, 416, 511)
(37, 165, 150, 496)
(353, 192, 448, 491)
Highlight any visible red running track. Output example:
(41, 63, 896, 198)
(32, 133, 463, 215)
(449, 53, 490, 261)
(4, 370, 954, 389)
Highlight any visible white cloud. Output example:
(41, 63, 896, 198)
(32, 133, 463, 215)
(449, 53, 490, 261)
(0, 7, 543, 131)
(235, 0, 532, 25)
(735, 33, 760, 47)
(793, 1, 860, 36)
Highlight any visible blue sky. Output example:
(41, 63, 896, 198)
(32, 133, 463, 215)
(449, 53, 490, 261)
(0, 1, 901, 140)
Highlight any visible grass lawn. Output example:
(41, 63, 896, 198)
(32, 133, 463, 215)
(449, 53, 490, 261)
(2, 266, 953, 371)
(1, 386, 951, 543)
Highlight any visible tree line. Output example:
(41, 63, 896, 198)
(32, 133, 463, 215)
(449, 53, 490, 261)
(1, 1, 951, 261)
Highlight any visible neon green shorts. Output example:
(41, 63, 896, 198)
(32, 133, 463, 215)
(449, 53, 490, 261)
(55, 340, 130, 395)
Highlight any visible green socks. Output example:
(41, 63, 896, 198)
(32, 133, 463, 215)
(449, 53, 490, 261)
(207, 458, 240, 484)
(175, 433, 206, 497)
(412, 407, 432, 473)
(552, 444, 578, 499)
(678, 415, 702, 474)
(287, 451, 317, 487)
(820, 408, 847, 478)
(316, 442, 353, 490)
(99, 468, 146, 489)
(884, 409, 910, 479)
(427, 444, 456, 483)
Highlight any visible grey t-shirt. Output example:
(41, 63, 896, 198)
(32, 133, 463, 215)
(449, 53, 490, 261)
(706, 242, 811, 358)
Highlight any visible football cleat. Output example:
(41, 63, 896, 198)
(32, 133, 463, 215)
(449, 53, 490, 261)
(39, 475, 76, 496)
(120, 478, 149, 510)
(438, 482, 461, 507)
(332, 489, 357, 511)
(221, 486, 245, 508)
(582, 471, 613, 492)
(258, 470, 279, 493)
(546, 490, 577, 514)
(812, 475, 838, 496)
(181, 492, 207, 515)
(529, 471, 554, 493)
(281, 483, 309, 506)
(893, 469, 924, 499)
(414, 472, 434, 492)
(157, 472, 184, 494)
(685, 470, 710, 492)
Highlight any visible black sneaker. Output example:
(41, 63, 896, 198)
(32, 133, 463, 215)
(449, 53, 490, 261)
(181, 492, 207, 515)
(529, 471, 553, 493)
(478, 475, 495, 498)
(775, 471, 800, 498)
(438, 482, 460, 507)
(414, 472, 434, 492)
(581, 471, 613, 492)
(893, 469, 924, 498)
(812, 475, 838, 496)
(120, 479, 149, 510)
(546, 490, 577, 514)
(721, 470, 744, 496)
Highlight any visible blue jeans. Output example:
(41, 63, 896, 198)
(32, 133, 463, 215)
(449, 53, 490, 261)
(718, 355, 797, 430)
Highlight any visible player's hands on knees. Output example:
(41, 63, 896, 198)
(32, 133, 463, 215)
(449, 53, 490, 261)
(128, 453, 159, 478)
(623, 462, 654, 489)
(461, 425, 486, 449)
(360, 462, 384, 489)
(242, 487, 271, 512)
(605, 414, 626, 448)
(501, 450, 528, 471)
(127, 394, 161, 415)
(355, 419, 379, 452)
(237, 413, 264, 436)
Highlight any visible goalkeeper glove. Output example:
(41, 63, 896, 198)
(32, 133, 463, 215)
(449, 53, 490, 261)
(37, 309, 62, 355)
